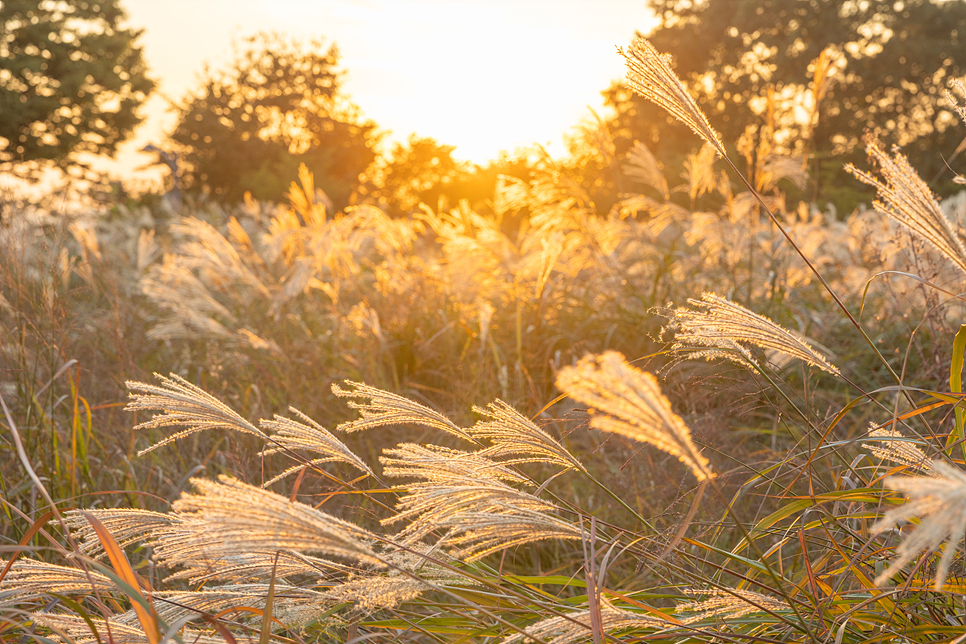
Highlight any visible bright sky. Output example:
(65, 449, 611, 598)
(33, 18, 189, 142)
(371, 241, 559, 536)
(107, 0, 658, 187)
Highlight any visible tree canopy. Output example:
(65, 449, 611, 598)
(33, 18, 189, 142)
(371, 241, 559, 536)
(0, 0, 154, 172)
(171, 32, 377, 207)
(608, 0, 966, 208)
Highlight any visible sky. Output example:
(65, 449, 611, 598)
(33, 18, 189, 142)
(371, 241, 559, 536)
(105, 0, 658, 187)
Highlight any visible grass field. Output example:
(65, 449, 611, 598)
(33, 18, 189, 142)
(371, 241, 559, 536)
(2, 38, 966, 644)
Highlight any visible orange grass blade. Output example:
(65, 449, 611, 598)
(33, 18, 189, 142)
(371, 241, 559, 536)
(0, 510, 53, 584)
(81, 511, 159, 644)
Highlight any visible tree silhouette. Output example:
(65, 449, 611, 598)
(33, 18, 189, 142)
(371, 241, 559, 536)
(171, 32, 376, 207)
(609, 0, 965, 209)
(0, 0, 154, 173)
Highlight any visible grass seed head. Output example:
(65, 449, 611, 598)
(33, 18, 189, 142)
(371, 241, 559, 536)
(620, 38, 726, 157)
(556, 351, 712, 482)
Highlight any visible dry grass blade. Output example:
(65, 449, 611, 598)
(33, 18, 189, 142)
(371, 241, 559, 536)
(664, 293, 841, 376)
(862, 426, 935, 474)
(846, 138, 966, 276)
(872, 460, 966, 590)
(470, 400, 586, 472)
(676, 588, 789, 624)
(126, 373, 265, 456)
(333, 380, 470, 440)
(259, 407, 374, 486)
(501, 604, 663, 644)
(173, 475, 384, 567)
(0, 559, 114, 605)
(80, 511, 160, 644)
(619, 37, 725, 157)
(556, 351, 712, 482)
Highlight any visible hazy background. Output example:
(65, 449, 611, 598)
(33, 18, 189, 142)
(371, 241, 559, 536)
(109, 0, 658, 186)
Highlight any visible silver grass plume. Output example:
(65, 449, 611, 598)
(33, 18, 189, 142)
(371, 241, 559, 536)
(173, 475, 384, 567)
(0, 559, 113, 605)
(380, 444, 581, 559)
(67, 507, 357, 583)
(676, 588, 789, 624)
(946, 79, 966, 128)
(381, 443, 529, 486)
(162, 550, 345, 584)
(665, 293, 841, 376)
(126, 373, 265, 456)
(847, 138, 966, 276)
(619, 38, 726, 157)
(129, 584, 326, 630)
(501, 603, 663, 644)
(333, 381, 471, 440)
(318, 545, 476, 613)
(64, 508, 186, 558)
(872, 460, 966, 590)
(556, 351, 712, 482)
(260, 407, 374, 487)
(31, 614, 255, 644)
(623, 140, 669, 199)
(862, 426, 935, 474)
(319, 575, 430, 612)
(469, 400, 586, 472)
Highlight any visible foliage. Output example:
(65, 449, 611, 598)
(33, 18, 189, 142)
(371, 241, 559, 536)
(607, 0, 965, 210)
(0, 0, 154, 172)
(170, 32, 377, 207)
(361, 135, 468, 217)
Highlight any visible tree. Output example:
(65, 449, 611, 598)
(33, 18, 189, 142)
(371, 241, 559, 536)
(171, 32, 376, 207)
(360, 135, 465, 216)
(610, 0, 966, 208)
(0, 0, 154, 172)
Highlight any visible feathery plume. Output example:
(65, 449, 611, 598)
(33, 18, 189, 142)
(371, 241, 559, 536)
(623, 140, 669, 199)
(685, 144, 719, 201)
(947, 80, 966, 127)
(862, 426, 935, 474)
(502, 604, 663, 644)
(173, 475, 384, 567)
(31, 614, 254, 644)
(0, 559, 113, 605)
(319, 575, 430, 612)
(260, 407, 374, 486)
(872, 460, 966, 590)
(381, 445, 581, 558)
(469, 400, 586, 472)
(318, 543, 474, 612)
(619, 38, 726, 157)
(142, 584, 326, 629)
(126, 373, 265, 456)
(333, 381, 471, 440)
(556, 351, 712, 482)
(847, 138, 966, 276)
(161, 548, 346, 584)
(664, 293, 841, 376)
(382, 443, 529, 485)
(64, 508, 186, 558)
(676, 588, 789, 624)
